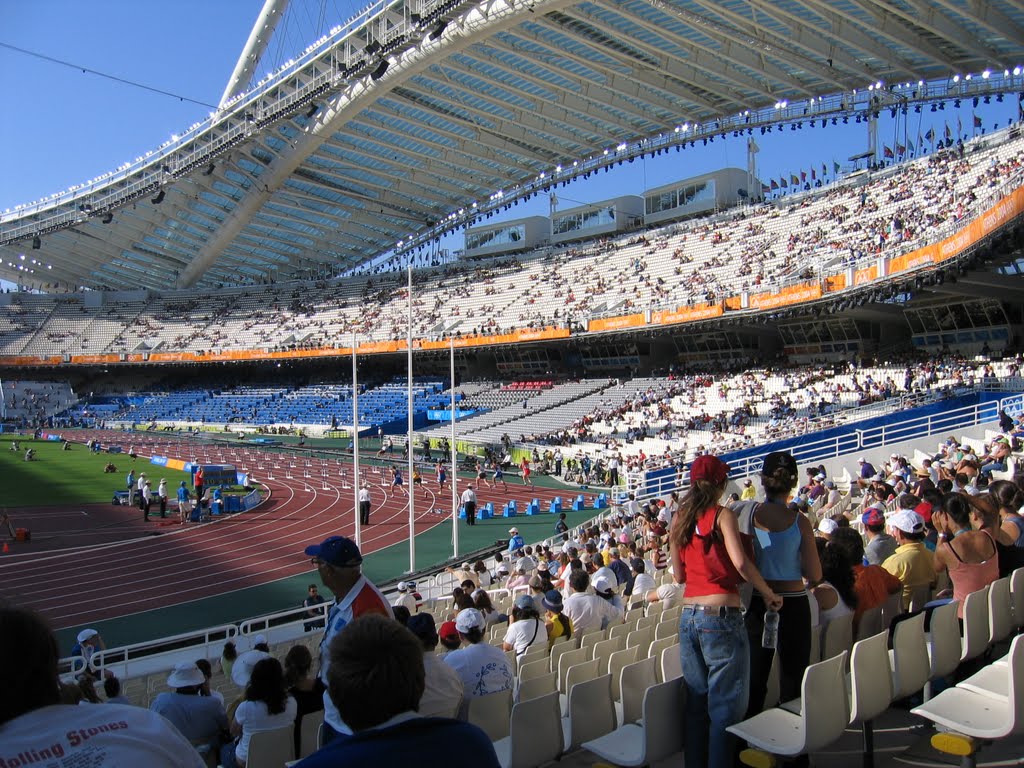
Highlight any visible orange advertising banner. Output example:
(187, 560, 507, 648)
(419, 326, 569, 351)
(823, 274, 847, 292)
(0, 355, 61, 366)
(889, 243, 937, 274)
(853, 265, 878, 286)
(749, 282, 822, 310)
(587, 313, 646, 333)
(934, 186, 1024, 264)
(650, 304, 723, 325)
(69, 354, 119, 365)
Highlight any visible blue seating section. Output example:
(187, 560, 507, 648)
(112, 379, 456, 428)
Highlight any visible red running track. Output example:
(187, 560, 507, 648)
(0, 432, 569, 630)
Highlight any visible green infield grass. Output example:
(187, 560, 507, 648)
(0, 439, 159, 507)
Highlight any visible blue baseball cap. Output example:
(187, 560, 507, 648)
(305, 535, 363, 567)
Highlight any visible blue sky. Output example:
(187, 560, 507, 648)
(1, 1, 1020, 231)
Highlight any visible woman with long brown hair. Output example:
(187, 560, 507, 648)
(670, 455, 782, 768)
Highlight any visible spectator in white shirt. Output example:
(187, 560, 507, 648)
(502, 595, 548, 655)
(629, 558, 656, 602)
(562, 570, 621, 635)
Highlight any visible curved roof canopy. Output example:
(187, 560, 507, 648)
(2, 0, 1024, 291)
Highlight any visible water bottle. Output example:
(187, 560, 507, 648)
(762, 608, 780, 649)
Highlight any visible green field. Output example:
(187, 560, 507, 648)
(0, 438, 159, 507)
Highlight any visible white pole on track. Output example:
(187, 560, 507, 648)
(352, 329, 361, 548)
(450, 335, 458, 558)
(407, 259, 416, 573)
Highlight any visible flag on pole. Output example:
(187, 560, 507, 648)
(770, 179, 779, 190)
(956, 117, 963, 137)
(780, 177, 788, 188)
(883, 145, 894, 158)
(800, 170, 806, 182)
(973, 113, 983, 129)
(761, 183, 771, 194)
(924, 127, 935, 143)
(811, 167, 816, 180)
(909, 139, 916, 155)
(748, 138, 760, 153)
(821, 162, 827, 177)
(896, 143, 906, 156)
(790, 174, 799, 185)
(944, 122, 952, 141)
(833, 160, 841, 174)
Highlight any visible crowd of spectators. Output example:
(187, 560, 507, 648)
(1, 127, 1022, 359)
(520, 352, 1021, 479)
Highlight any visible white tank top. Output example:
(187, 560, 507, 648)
(815, 582, 854, 626)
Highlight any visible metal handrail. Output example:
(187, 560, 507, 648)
(71, 623, 239, 676)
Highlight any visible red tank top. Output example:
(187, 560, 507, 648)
(682, 506, 742, 597)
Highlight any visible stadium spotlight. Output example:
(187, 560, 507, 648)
(32, 236, 41, 250)
(101, 212, 114, 224)
(371, 60, 390, 80)
(152, 190, 166, 205)
(203, 163, 216, 176)
(305, 104, 320, 118)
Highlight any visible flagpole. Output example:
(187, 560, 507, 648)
(450, 335, 458, 558)
(351, 329, 361, 549)
(407, 258, 416, 573)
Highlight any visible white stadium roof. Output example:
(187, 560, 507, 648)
(2, 0, 1024, 291)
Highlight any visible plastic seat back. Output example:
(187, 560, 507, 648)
(518, 655, 549, 684)
(565, 673, 615, 751)
(245, 725, 295, 768)
(1010, 567, 1024, 630)
(926, 599, 961, 682)
(654, 618, 677, 641)
(298, 710, 325, 758)
(625, 625, 654, 652)
(592, 635, 626, 676)
(556, 647, 590, 694)
(641, 679, 685, 763)
(564, 658, 600, 698)
(820, 613, 854, 662)
(803, 652, 851, 754)
(880, 592, 902, 631)
(989, 577, 1013, 646)
(961, 583, 991, 662)
(891, 612, 929, 700)
(849, 631, 893, 725)
(506, 690, 563, 768)
(517, 671, 556, 703)
(620, 655, 658, 726)
(468, 688, 513, 741)
(659, 643, 682, 682)
(908, 584, 932, 613)
(607, 645, 639, 700)
(855, 605, 883, 641)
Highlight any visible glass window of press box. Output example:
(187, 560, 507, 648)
(465, 225, 527, 251)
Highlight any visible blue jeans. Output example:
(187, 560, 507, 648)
(679, 606, 749, 768)
(981, 460, 1006, 476)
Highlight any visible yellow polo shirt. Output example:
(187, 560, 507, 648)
(881, 542, 935, 610)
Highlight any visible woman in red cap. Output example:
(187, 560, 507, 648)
(671, 454, 782, 768)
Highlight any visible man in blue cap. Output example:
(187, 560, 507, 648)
(304, 535, 390, 743)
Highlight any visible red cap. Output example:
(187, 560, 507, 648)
(914, 501, 933, 524)
(690, 455, 729, 485)
(438, 621, 460, 643)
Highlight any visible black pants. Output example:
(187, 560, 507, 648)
(465, 502, 476, 525)
(745, 592, 812, 716)
(360, 501, 370, 525)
